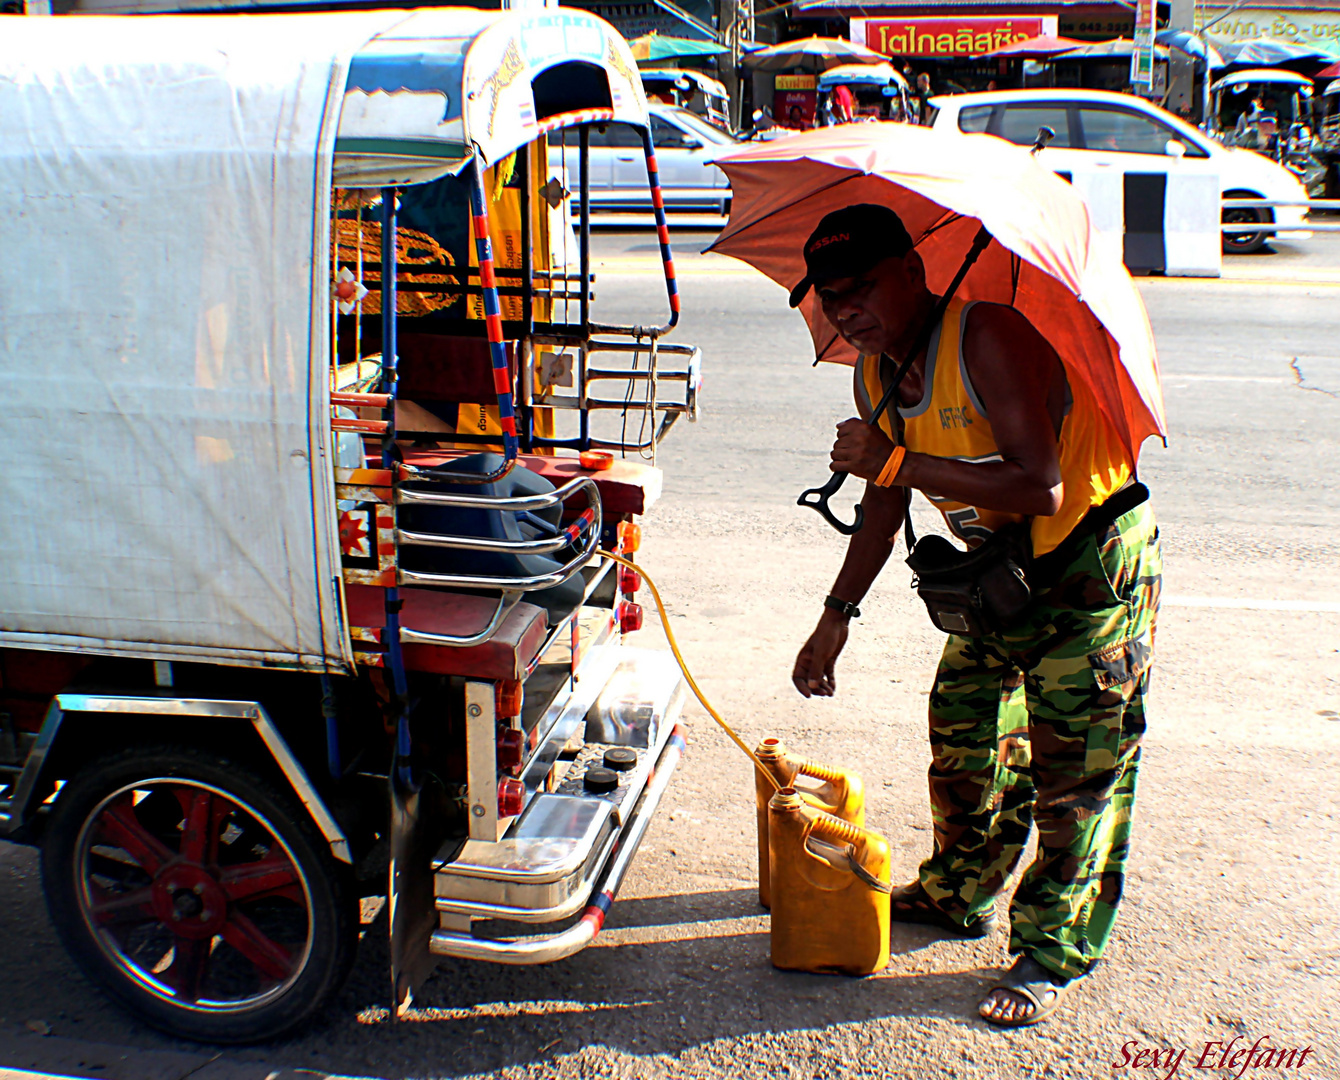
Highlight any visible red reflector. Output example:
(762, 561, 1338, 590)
(579, 450, 613, 471)
(497, 727, 524, 773)
(497, 777, 525, 818)
(619, 602, 644, 634)
(496, 680, 523, 718)
(618, 567, 642, 594)
(617, 520, 642, 553)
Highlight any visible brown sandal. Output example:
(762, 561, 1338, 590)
(888, 881, 999, 939)
(978, 956, 1077, 1027)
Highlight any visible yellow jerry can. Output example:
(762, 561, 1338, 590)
(753, 737, 864, 908)
(767, 787, 891, 976)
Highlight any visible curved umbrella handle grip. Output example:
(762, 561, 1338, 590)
(797, 471, 864, 535)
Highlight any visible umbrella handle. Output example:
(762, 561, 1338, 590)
(797, 470, 864, 535)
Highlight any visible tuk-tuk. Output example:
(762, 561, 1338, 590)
(640, 67, 732, 131)
(1312, 79, 1340, 198)
(0, 7, 700, 1043)
(816, 63, 914, 126)
(1209, 67, 1315, 171)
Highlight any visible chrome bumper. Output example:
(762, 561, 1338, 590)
(429, 725, 685, 964)
(429, 648, 686, 964)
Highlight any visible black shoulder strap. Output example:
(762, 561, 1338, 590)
(866, 223, 994, 433)
(902, 485, 917, 553)
(873, 224, 993, 554)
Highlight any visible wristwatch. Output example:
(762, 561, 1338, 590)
(824, 595, 861, 619)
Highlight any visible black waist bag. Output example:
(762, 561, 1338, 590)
(905, 520, 1033, 637)
(902, 481, 1151, 637)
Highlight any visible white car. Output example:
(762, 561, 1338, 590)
(548, 103, 737, 213)
(927, 88, 1310, 253)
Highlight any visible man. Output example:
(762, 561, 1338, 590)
(789, 205, 1161, 1027)
(913, 72, 934, 125)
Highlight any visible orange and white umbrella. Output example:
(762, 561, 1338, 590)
(707, 122, 1166, 458)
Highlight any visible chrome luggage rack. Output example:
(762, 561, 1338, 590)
(333, 444, 603, 651)
(525, 332, 702, 461)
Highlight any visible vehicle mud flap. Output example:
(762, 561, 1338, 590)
(389, 773, 438, 1016)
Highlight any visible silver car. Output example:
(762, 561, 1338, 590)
(548, 103, 737, 213)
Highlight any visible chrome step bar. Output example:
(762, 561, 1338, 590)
(429, 724, 685, 965)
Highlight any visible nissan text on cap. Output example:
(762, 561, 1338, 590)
(789, 204, 915, 308)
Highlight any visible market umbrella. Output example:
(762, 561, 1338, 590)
(980, 33, 1084, 60)
(1053, 38, 1171, 60)
(706, 123, 1164, 460)
(628, 32, 727, 63)
(744, 36, 889, 73)
(818, 61, 907, 90)
(1317, 61, 1340, 80)
(1155, 29, 1225, 69)
(1214, 38, 1338, 69)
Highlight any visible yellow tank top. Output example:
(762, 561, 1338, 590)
(855, 298, 1133, 556)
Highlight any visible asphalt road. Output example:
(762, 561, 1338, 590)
(1, 234, 1337, 1080)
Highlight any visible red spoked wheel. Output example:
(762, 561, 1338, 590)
(42, 747, 356, 1043)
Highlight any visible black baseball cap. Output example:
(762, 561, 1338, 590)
(788, 204, 914, 308)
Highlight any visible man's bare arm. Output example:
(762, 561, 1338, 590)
(792, 480, 904, 697)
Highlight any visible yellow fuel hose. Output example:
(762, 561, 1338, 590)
(599, 550, 780, 790)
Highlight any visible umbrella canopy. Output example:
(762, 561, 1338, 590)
(706, 124, 1165, 458)
(744, 36, 888, 73)
(1209, 67, 1314, 93)
(818, 62, 908, 90)
(1054, 38, 1171, 60)
(981, 34, 1084, 60)
(1318, 62, 1340, 81)
(628, 32, 726, 63)
(1155, 29, 1225, 69)
(1215, 38, 1338, 69)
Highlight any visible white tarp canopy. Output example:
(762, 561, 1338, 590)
(0, 12, 406, 671)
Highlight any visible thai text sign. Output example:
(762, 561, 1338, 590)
(775, 74, 817, 90)
(857, 16, 1053, 57)
(1204, 8, 1340, 53)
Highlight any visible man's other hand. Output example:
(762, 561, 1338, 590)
(793, 612, 850, 697)
(830, 417, 896, 481)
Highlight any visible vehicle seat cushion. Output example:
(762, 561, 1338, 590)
(344, 584, 547, 680)
(397, 333, 516, 405)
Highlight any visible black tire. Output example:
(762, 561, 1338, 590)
(41, 745, 358, 1044)
(1222, 189, 1273, 254)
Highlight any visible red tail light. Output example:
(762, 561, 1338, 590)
(496, 727, 524, 773)
(618, 566, 642, 594)
(619, 602, 644, 634)
(497, 777, 525, 818)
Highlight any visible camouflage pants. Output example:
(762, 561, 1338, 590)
(917, 501, 1161, 981)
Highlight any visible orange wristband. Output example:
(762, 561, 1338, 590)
(874, 445, 906, 488)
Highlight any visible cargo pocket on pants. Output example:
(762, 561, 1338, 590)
(1088, 631, 1153, 692)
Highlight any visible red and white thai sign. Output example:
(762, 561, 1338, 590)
(852, 16, 1057, 57)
